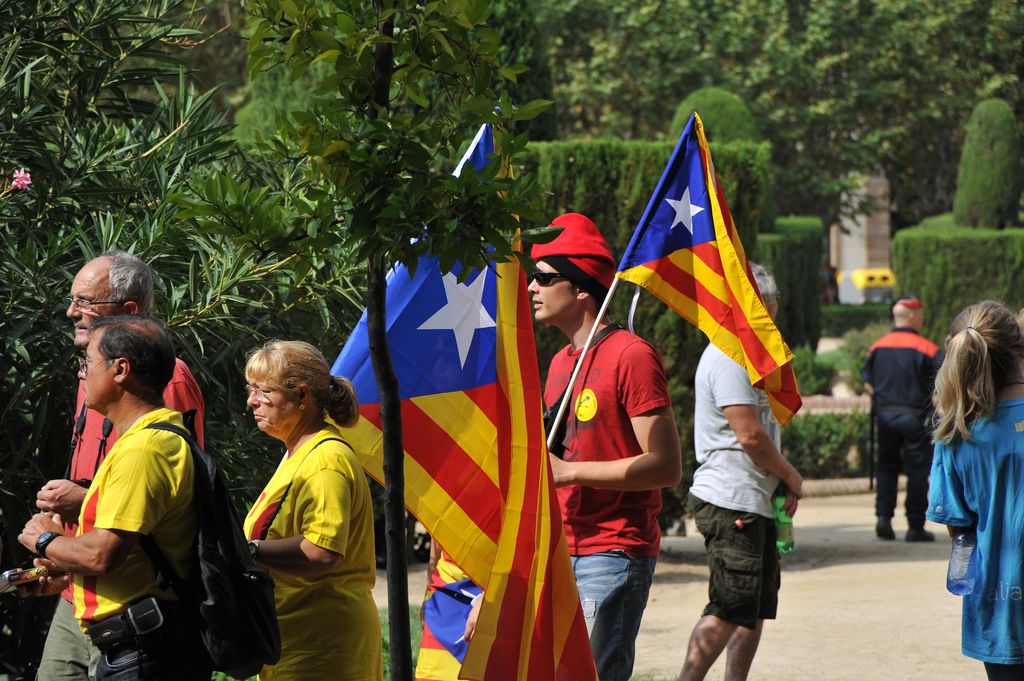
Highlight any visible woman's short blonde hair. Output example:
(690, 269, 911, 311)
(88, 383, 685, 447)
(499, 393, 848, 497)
(245, 340, 359, 427)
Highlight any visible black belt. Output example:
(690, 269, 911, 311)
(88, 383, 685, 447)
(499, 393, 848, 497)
(86, 597, 177, 651)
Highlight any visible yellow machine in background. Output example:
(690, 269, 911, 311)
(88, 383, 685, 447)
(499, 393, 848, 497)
(837, 267, 895, 304)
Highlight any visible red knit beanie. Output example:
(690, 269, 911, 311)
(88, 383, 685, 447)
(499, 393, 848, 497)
(531, 213, 615, 290)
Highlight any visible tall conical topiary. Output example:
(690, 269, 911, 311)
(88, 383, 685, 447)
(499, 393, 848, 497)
(953, 98, 1023, 229)
(668, 87, 759, 142)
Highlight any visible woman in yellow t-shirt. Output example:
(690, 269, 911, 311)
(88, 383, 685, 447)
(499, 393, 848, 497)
(242, 340, 382, 681)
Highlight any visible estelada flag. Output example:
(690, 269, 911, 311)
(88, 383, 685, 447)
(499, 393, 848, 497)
(332, 124, 596, 681)
(616, 112, 801, 425)
(416, 553, 481, 680)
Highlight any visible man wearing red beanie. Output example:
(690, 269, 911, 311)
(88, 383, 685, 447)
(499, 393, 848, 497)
(530, 212, 683, 681)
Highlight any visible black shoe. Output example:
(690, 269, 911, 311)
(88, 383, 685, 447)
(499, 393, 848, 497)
(905, 527, 935, 542)
(876, 518, 895, 540)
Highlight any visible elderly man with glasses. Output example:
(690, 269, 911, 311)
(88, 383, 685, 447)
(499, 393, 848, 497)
(31, 251, 205, 681)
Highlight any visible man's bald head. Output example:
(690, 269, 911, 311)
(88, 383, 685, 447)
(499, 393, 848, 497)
(892, 294, 924, 331)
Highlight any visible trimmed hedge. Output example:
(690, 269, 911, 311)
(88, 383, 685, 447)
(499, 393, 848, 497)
(521, 138, 774, 256)
(820, 303, 890, 337)
(757, 216, 824, 350)
(891, 226, 1024, 341)
(791, 346, 832, 395)
(782, 411, 870, 478)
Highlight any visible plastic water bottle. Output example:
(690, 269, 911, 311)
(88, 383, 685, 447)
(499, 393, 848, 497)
(946, 530, 978, 596)
(773, 492, 795, 554)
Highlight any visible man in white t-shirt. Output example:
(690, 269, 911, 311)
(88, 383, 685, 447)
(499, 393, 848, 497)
(679, 263, 804, 681)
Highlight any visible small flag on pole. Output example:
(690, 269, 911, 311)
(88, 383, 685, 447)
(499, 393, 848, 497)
(616, 112, 802, 425)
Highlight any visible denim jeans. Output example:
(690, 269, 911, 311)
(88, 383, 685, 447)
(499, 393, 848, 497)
(572, 551, 657, 681)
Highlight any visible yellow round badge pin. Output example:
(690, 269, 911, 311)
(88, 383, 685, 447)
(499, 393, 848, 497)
(575, 388, 598, 422)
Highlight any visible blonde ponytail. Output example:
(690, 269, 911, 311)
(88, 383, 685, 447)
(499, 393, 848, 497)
(933, 301, 1024, 444)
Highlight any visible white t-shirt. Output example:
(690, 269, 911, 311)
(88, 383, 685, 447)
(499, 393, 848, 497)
(690, 344, 781, 518)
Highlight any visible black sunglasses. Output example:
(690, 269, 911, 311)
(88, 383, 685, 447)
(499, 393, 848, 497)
(529, 271, 568, 286)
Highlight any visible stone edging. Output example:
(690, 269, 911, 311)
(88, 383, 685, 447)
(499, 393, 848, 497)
(802, 476, 906, 497)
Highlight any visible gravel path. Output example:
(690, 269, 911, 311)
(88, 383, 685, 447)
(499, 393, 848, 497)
(375, 490, 976, 680)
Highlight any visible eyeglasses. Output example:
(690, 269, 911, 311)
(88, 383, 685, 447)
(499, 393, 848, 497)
(245, 384, 280, 404)
(77, 354, 110, 375)
(67, 297, 126, 312)
(528, 271, 568, 287)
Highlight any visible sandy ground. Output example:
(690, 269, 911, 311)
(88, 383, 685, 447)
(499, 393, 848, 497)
(375, 491, 979, 680)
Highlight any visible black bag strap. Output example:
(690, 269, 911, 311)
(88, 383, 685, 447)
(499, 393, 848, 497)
(65, 403, 89, 478)
(257, 437, 349, 541)
(544, 323, 623, 456)
(64, 404, 114, 483)
(139, 533, 191, 603)
(139, 422, 204, 602)
(181, 409, 198, 441)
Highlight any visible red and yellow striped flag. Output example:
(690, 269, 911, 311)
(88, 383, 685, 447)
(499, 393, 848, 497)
(333, 125, 597, 680)
(616, 112, 801, 425)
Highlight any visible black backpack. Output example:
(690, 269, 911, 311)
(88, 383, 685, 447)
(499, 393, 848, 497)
(140, 423, 281, 679)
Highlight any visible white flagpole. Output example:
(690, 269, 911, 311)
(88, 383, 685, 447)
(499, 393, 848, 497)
(545, 276, 623, 451)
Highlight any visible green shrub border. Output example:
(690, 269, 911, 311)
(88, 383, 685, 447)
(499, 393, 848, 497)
(892, 226, 1024, 341)
(820, 303, 890, 337)
(782, 411, 870, 478)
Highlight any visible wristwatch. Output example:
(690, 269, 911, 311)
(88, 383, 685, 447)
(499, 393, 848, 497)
(247, 540, 261, 560)
(35, 531, 61, 558)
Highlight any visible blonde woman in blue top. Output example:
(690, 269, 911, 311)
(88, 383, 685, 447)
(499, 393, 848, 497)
(928, 300, 1024, 681)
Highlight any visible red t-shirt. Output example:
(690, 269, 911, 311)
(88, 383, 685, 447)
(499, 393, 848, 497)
(544, 330, 670, 557)
(61, 357, 204, 601)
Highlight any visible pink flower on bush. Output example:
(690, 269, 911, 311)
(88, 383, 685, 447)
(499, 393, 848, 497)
(11, 169, 31, 189)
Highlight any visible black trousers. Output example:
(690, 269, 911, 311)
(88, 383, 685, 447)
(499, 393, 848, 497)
(875, 409, 933, 526)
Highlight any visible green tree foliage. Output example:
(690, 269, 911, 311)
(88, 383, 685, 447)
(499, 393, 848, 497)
(0, 2, 363, 675)
(490, 0, 558, 140)
(669, 87, 759, 143)
(178, 0, 249, 116)
(537, 0, 1024, 226)
(892, 226, 1024, 341)
(232, 64, 329, 145)
(953, 98, 1023, 229)
(240, 2, 550, 676)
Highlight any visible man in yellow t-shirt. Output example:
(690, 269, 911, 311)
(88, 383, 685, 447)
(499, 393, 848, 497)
(18, 316, 210, 681)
